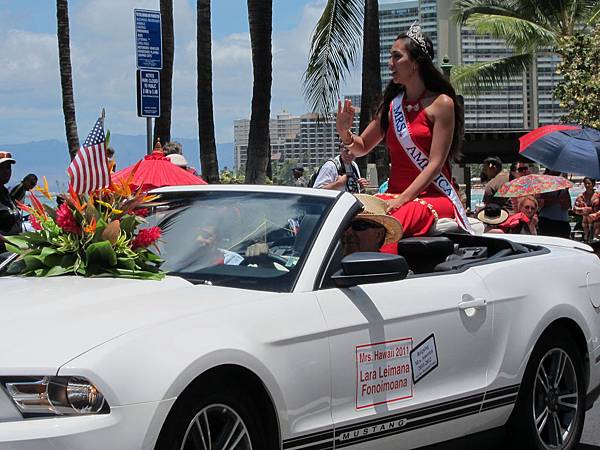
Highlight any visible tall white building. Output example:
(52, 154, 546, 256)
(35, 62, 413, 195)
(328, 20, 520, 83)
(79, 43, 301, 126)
(378, 0, 562, 130)
(234, 109, 360, 172)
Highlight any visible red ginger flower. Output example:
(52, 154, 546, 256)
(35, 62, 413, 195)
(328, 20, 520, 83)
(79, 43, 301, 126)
(56, 203, 81, 234)
(131, 226, 161, 249)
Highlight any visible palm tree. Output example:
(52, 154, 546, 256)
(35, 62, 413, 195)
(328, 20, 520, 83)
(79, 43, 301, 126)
(245, 0, 272, 184)
(56, 0, 79, 159)
(452, 0, 600, 124)
(197, 0, 220, 183)
(153, 0, 175, 146)
(303, 0, 388, 182)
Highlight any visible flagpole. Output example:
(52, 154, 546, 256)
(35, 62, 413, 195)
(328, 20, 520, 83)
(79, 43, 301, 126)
(146, 118, 152, 155)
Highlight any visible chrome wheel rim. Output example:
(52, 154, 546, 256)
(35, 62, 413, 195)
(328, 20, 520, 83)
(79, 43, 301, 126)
(180, 403, 252, 450)
(533, 348, 579, 449)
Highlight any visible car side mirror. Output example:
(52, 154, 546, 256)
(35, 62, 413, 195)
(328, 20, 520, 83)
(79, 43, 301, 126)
(331, 252, 409, 288)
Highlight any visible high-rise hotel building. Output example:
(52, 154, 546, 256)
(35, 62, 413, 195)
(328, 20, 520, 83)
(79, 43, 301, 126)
(234, 111, 360, 172)
(378, 0, 562, 129)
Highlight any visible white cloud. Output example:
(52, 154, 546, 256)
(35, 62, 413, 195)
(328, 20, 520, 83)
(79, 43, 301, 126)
(0, 0, 362, 147)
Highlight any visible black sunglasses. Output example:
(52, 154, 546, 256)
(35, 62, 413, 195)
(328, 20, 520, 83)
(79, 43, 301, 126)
(517, 166, 529, 172)
(350, 220, 381, 231)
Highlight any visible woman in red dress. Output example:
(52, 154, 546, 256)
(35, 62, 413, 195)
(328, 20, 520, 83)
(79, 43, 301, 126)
(335, 24, 468, 251)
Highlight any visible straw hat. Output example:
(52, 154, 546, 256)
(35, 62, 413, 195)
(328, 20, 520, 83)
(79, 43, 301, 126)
(476, 203, 509, 225)
(354, 194, 403, 245)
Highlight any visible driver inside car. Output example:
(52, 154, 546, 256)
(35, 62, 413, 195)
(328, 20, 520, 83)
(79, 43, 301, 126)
(341, 194, 403, 256)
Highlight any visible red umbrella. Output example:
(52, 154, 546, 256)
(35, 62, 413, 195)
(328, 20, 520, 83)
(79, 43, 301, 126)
(111, 150, 207, 191)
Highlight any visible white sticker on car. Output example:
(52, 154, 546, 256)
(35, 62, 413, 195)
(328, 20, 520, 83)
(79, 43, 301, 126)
(355, 338, 413, 409)
(410, 334, 439, 384)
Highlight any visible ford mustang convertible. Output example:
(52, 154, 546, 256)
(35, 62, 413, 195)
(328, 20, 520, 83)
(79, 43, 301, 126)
(1, 185, 600, 450)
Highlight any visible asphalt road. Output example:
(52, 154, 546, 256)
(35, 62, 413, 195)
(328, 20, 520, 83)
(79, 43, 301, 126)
(581, 401, 600, 449)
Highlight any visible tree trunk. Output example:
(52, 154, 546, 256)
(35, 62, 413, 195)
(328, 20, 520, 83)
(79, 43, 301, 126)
(153, 0, 174, 146)
(244, 0, 272, 185)
(197, 0, 220, 183)
(358, 0, 388, 184)
(56, 0, 79, 160)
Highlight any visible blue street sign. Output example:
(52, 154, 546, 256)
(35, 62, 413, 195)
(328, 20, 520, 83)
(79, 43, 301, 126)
(137, 70, 160, 118)
(134, 9, 162, 69)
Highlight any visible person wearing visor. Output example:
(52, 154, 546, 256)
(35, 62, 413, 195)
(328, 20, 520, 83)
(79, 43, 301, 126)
(0, 151, 23, 253)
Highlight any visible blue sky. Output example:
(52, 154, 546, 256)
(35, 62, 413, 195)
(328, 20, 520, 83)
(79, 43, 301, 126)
(0, 0, 361, 145)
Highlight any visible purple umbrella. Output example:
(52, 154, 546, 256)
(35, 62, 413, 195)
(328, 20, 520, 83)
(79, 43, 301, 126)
(519, 126, 600, 179)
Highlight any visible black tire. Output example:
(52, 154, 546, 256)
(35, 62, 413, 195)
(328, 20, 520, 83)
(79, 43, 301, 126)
(507, 330, 585, 450)
(155, 375, 273, 450)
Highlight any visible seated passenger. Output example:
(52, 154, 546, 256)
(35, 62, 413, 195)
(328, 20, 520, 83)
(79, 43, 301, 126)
(476, 203, 509, 233)
(342, 195, 403, 256)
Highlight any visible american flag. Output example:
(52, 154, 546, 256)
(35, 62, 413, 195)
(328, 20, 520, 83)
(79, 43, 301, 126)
(67, 116, 111, 194)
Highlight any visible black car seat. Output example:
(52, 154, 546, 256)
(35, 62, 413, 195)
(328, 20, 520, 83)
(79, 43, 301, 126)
(396, 236, 455, 274)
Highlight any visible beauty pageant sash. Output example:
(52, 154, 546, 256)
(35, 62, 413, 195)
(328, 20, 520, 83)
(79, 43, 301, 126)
(391, 92, 473, 233)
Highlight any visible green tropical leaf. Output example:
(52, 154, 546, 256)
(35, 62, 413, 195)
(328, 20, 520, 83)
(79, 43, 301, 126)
(303, 0, 363, 117)
(46, 265, 72, 277)
(5, 243, 23, 255)
(465, 13, 555, 52)
(117, 257, 136, 270)
(23, 254, 45, 271)
(451, 53, 533, 95)
(4, 235, 30, 250)
(85, 240, 117, 272)
(6, 258, 26, 275)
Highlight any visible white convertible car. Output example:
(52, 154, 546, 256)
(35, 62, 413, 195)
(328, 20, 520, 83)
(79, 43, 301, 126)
(1, 185, 600, 450)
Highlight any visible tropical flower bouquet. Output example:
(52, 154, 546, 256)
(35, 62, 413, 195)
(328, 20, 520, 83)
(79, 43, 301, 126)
(5, 173, 165, 280)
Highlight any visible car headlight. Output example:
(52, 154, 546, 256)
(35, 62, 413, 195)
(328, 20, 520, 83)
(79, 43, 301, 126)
(0, 376, 110, 417)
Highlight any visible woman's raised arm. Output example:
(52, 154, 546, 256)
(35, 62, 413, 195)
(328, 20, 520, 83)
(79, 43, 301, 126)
(336, 99, 384, 158)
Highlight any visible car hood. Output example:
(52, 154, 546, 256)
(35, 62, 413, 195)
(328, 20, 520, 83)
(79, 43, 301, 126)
(0, 276, 264, 374)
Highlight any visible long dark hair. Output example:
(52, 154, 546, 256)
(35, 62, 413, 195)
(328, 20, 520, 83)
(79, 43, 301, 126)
(377, 32, 464, 162)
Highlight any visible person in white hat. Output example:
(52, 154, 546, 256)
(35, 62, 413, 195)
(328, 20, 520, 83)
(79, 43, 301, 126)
(0, 151, 23, 252)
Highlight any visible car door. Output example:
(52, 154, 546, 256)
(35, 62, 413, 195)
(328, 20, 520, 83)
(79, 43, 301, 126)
(315, 266, 493, 449)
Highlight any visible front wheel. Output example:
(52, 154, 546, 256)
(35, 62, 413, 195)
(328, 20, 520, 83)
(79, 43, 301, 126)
(155, 377, 272, 450)
(508, 332, 585, 450)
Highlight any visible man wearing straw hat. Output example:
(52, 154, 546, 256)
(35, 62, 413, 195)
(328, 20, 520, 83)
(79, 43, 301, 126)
(341, 194, 403, 256)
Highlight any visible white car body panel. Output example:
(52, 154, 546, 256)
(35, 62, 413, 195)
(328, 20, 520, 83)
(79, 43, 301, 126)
(0, 185, 599, 450)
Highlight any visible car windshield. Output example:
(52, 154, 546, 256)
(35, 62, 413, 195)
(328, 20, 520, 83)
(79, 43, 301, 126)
(146, 191, 334, 292)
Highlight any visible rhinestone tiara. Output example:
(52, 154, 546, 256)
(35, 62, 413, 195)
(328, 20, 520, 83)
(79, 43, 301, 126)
(407, 21, 430, 58)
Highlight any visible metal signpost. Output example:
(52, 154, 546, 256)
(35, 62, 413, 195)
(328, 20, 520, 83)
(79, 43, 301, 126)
(134, 9, 162, 154)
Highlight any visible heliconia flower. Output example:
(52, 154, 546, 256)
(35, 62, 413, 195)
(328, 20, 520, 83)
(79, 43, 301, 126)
(56, 203, 81, 234)
(28, 192, 47, 219)
(83, 216, 97, 235)
(15, 200, 31, 214)
(68, 185, 84, 213)
(131, 226, 161, 249)
(34, 176, 52, 200)
(30, 215, 43, 231)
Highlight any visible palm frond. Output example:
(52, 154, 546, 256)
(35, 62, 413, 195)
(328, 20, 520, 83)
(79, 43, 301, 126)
(302, 0, 363, 118)
(587, 1, 600, 26)
(451, 53, 533, 96)
(465, 13, 555, 52)
(453, 0, 523, 26)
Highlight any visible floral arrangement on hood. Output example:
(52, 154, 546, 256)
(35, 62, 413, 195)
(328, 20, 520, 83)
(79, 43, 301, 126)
(4, 168, 164, 280)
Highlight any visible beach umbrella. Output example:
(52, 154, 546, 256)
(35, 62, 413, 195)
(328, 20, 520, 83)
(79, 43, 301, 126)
(497, 173, 572, 198)
(519, 125, 600, 179)
(111, 150, 207, 192)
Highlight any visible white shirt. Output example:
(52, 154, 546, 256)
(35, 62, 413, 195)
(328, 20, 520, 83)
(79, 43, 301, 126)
(313, 159, 361, 192)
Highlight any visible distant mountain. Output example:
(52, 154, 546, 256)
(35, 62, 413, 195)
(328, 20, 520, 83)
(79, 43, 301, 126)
(0, 135, 234, 191)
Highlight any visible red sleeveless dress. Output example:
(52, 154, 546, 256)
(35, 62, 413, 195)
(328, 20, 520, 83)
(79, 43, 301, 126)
(376, 95, 455, 249)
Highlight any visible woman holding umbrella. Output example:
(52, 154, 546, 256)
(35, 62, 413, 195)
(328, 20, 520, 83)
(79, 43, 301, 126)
(573, 177, 600, 242)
